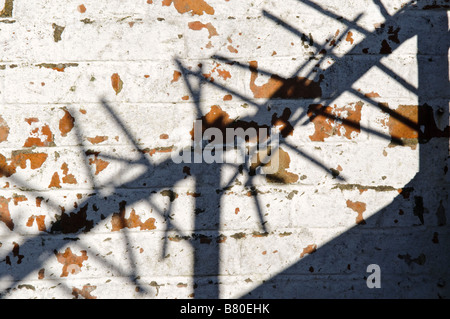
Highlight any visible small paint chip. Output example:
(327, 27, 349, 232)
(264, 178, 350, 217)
(111, 73, 123, 95)
(77, 4, 86, 13)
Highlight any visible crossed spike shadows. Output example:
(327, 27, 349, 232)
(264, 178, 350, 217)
(0, 0, 448, 298)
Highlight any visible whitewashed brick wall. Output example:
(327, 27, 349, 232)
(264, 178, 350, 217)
(0, 0, 448, 299)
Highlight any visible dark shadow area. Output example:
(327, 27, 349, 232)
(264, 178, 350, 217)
(0, 0, 448, 299)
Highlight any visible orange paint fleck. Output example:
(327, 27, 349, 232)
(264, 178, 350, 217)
(55, 248, 88, 277)
(26, 215, 46, 231)
(87, 136, 108, 144)
(111, 73, 123, 95)
(364, 91, 380, 98)
(77, 4, 86, 13)
(171, 70, 182, 83)
(182, 95, 189, 100)
(249, 61, 322, 99)
(227, 45, 238, 53)
(25, 118, 39, 125)
(48, 172, 61, 188)
(162, 0, 214, 16)
(36, 197, 44, 207)
(141, 146, 174, 156)
(160, 134, 169, 139)
(346, 200, 367, 225)
(223, 94, 232, 101)
(0, 115, 9, 143)
(59, 108, 75, 137)
(235, 207, 240, 214)
(111, 201, 156, 232)
(345, 31, 354, 44)
(61, 162, 77, 184)
(307, 101, 363, 141)
(188, 21, 218, 38)
(0, 196, 13, 231)
(300, 244, 317, 258)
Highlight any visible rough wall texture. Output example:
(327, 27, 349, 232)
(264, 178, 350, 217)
(0, 0, 448, 299)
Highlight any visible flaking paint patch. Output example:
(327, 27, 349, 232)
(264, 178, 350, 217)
(59, 108, 75, 137)
(11, 151, 48, 169)
(140, 146, 174, 156)
(26, 215, 46, 231)
(300, 244, 317, 258)
(0, 196, 13, 231)
(111, 201, 156, 231)
(162, 0, 214, 16)
(171, 70, 182, 83)
(12, 194, 27, 205)
(55, 248, 88, 277)
(188, 21, 218, 38)
(345, 31, 354, 44)
(87, 136, 108, 144)
(249, 61, 321, 99)
(77, 4, 86, 13)
(0, 115, 10, 143)
(111, 73, 123, 95)
(24, 124, 54, 147)
(48, 172, 61, 188)
(61, 163, 77, 184)
(36, 63, 79, 72)
(52, 23, 65, 42)
(262, 147, 299, 184)
(0, 0, 14, 18)
(89, 157, 109, 175)
(307, 101, 363, 141)
(8, 242, 24, 264)
(346, 200, 367, 225)
(0, 151, 48, 178)
(72, 284, 97, 299)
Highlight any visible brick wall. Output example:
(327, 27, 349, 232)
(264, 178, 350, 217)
(0, 0, 448, 299)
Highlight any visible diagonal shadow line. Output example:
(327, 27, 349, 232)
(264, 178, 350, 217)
(175, 58, 206, 118)
(99, 98, 148, 165)
(375, 62, 418, 95)
(372, 0, 391, 19)
(282, 140, 346, 181)
(176, 60, 264, 110)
